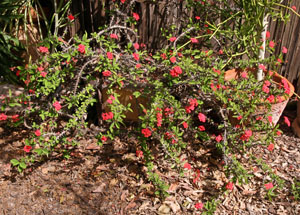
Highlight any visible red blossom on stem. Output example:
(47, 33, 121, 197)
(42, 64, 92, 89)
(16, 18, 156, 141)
(0, 113, 7, 121)
(133, 12, 140, 21)
(184, 162, 191, 170)
(53, 101, 62, 111)
(264, 182, 274, 190)
(35, 129, 41, 137)
(141, 128, 152, 137)
(78, 44, 85, 54)
(284, 116, 290, 127)
(198, 113, 206, 122)
(68, 14, 75, 21)
(102, 70, 112, 77)
(102, 112, 113, 120)
(106, 52, 113, 60)
(24, 145, 32, 153)
(169, 37, 176, 42)
(38, 46, 49, 53)
(195, 202, 203, 210)
(226, 182, 234, 190)
(267, 144, 274, 152)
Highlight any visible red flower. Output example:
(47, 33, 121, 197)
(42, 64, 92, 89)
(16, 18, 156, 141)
(102, 70, 112, 77)
(276, 130, 281, 136)
(198, 113, 206, 122)
(195, 16, 200, 20)
(170, 56, 176, 63)
(102, 112, 113, 120)
(161, 53, 167, 60)
(268, 116, 273, 124)
(291, 5, 297, 11)
(136, 64, 141, 69)
(183, 122, 188, 129)
(16, 70, 20, 76)
(101, 136, 107, 142)
(195, 202, 203, 210)
(68, 14, 75, 21)
(284, 116, 290, 127)
(267, 95, 275, 103)
(141, 128, 152, 138)
(264, 80, 271, 86)
(156, 112, 162, 127)
(136, 150, 143, 158)
(120, 0, 126, 3)
(11, 114, 19, 122)
(269, 41, 275, 48)
(134, 43, 139, 50)
(40, 72, 47, 77)
(190, 38, 198, 43)
(262, 84, 270, 94)
(264, 182, 274, 190)
(237, 116, 242, 120)
(53, 101, 62, 111)
(267, 143, 274, 152)
(282, 46, 288, 54)
(0, 113, 7, 121)
(133, 52, 139, 61)
(259, 64, 266, 70)
(110, 34, 118, 39)
(241, 71, 248, 79)
(215, 135, 222, 143)
(226, 182, 234, 190)
(38, 46, 49, 53)
(35, 129, 41, 137)
(198, 125, 205, 131)
(24, 145, 32, 153)
(133, 12, 140, 21)
(37, 66, 44, 72)
(107, 52, 113, 60)
(184, 162, 191, 170)
(170, 66, 182, 77)
(78, 44, 85, 54)
(266, 31, 270, 39)
(169, 37, 176, 42)
(240, 129, 252, 141)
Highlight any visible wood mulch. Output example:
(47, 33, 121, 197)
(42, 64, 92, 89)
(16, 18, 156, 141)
(0, 85, 299, 214)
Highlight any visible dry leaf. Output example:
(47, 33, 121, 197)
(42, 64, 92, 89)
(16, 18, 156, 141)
(92, 183, 106, 193)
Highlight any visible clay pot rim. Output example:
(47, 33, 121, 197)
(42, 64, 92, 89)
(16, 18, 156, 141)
(224, 68, 295, 103)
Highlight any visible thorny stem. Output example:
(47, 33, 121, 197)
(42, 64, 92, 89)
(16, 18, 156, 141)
(219, 108, 231, 166)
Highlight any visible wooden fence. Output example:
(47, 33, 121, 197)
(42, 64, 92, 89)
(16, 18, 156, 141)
(68, 0, 300, 92)
(269, 0, 300, 94)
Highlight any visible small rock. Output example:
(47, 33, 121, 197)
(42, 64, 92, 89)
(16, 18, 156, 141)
(158, 204, 171, 215)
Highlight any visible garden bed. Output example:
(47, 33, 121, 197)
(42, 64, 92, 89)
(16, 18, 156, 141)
(0, 107, 299, 215)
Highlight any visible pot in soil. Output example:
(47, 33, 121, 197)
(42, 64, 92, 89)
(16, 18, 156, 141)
(224, 68, 294, 126)
(102, 87, 150, 121)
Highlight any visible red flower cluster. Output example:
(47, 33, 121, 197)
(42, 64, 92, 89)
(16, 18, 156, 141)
(133, 53, 139, 61)
(35, 129, 41, 137)
(194, 202, 203, 210)
(11, 114, 19, 122)
(24, 145, 32, 153)
(141, 128, 151, 138)
(102, 112, 113, 120)
(134, 43, 139, 50)
(170, 66, 182, 77)
(182, 122, 188, 129)
(136, 150, 143, 158)
(169, 37, 176, 42)
(107, 52, 113, 60)
(110, 33, 118, 39)
(156, 111, 162, 127)
(101, 136, 107, 142)
(215, 135, 222, 142)
(0, 113, 7, 121)
(264, 182, 274, 190)
(68, 14, 75, 21)
(226, 182, 234, 190)
(185, 98, 198, 113)
(53, 101, 62, 111)
(38, 46, 49, 53)
(267, 143, 274, 152)
(133, 12, 140, 21)
(170, 56, 176, 63)
(198, 113, 206, 122)
(281, 79, 290, 94)
(240, 129, 252, 141)
(184, 162, 191, 170)
(102, 70, 112, 77)
(78, 44, 85, 54)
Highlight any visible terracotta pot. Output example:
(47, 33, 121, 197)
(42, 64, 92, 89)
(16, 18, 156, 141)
(225, 68, 294, 125)
(102, 87, 150, 121)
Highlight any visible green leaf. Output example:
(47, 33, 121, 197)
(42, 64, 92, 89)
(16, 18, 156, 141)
(19, 162, 27, 169)
(10, 159, 19, 166)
